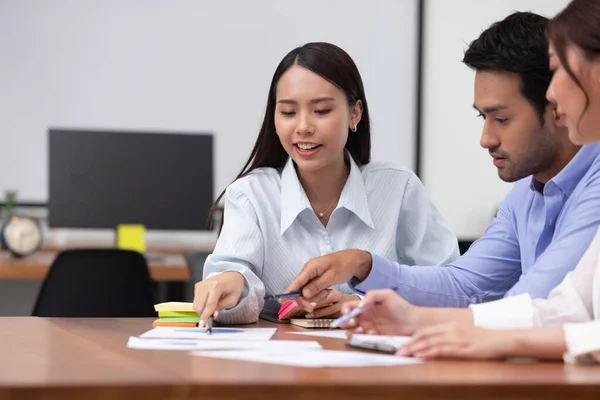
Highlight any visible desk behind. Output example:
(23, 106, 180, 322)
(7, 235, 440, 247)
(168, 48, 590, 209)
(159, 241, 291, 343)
(0, 251, 190, 282)
(39, 228, 218, 255)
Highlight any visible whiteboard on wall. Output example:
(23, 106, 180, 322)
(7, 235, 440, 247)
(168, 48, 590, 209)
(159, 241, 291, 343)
(420, 0, 570, 240)
(0, 0, 419, 203)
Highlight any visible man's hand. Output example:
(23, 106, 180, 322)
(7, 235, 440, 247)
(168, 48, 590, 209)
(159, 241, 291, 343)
(284, 250, 373, 310)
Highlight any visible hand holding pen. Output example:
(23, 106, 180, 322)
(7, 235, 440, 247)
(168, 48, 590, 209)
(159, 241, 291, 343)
(193, 271, 245, 329)
(330, 303, 375, 329)
(331, 289, 417, 336)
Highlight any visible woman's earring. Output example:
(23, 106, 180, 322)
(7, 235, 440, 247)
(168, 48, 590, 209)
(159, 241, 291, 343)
(351, 124, 357, 133)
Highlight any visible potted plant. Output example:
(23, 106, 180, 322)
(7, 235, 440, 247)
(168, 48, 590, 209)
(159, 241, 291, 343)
(1, 190, 18, 221)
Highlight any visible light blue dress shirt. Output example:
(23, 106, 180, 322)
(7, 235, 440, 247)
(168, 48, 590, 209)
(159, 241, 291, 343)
(203, 154, 459, 324)
(351, 142, 600, 307)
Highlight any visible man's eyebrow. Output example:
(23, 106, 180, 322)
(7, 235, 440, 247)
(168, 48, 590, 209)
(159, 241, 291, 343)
(473, 104, 509, 113)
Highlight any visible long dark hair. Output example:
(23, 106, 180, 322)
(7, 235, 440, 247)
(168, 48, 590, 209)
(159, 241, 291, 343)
(547, 0, 600, 124)
(208, 42, 372, 226)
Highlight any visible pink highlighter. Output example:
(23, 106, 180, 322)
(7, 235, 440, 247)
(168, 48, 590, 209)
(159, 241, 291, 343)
(278, 300, 306, 320)
(277, 300, 334, 320)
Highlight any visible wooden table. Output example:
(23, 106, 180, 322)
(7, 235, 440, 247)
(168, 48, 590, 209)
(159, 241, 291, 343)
(1, 318, 599, 399)
(0, 251, 190, 282)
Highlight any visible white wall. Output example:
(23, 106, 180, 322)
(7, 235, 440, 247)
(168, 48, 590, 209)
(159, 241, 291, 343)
(0, 0, 419, 203)
(421, 0, 570, 240)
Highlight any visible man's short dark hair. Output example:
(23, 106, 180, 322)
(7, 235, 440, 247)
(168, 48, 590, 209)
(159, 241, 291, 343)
(463, 12, 552, 123)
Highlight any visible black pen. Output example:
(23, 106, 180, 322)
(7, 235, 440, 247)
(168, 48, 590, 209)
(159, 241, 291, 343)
(206, 316, 213, 335)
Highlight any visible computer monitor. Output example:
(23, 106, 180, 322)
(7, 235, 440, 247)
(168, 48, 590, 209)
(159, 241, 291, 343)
(49, 129, 214, 230)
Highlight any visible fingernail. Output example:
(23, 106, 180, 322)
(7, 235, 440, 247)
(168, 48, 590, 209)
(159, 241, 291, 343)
(368, 329, 376, 335)
(198, 320, 205, 328)
(310, 302, 317, 307)
(214, 311, 219, 318)
(349, 318, 356, 326)
(358, 300, 364, 307)
(355, 326, 364, 333)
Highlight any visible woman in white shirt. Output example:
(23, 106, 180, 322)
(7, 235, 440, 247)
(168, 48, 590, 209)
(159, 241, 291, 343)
(341, 0, 600, 363)
(193, 42, 459, 325)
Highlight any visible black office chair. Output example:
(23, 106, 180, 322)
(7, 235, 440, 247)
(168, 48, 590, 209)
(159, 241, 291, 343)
(184, 251, 208, 281)
(32, 249, 155, 317)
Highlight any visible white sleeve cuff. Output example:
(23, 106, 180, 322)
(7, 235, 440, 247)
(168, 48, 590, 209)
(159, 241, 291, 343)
(470, 294, 536, 329)
(563, 321, 600, 364)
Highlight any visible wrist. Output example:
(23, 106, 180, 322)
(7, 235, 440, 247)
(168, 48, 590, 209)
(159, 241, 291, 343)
(222, 271, 246, 294)
(353, 250, 373, 281)
(222, 270, 244, 282)
(404, 305, 424, 335)
(498, 330, 526, 358)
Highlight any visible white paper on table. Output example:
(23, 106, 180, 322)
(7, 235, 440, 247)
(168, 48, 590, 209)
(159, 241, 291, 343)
(127, 337, 322, 351)
(139, 327, 276, 341)
(192, 349, 421, 367)
(287, 330, 349, 339)
(350, 334, 412, 351)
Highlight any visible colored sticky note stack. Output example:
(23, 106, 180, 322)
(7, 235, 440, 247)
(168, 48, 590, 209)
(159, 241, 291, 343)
(153, 302, 199, 327)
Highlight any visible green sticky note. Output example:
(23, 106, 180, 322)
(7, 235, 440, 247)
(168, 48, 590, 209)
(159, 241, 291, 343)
(158, 311, 199, 318)
(117, 224, 146, 253)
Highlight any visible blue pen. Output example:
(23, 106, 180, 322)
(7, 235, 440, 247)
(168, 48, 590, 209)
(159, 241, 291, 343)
(264, 291, 302, 300)
(330, 302, 381, 329)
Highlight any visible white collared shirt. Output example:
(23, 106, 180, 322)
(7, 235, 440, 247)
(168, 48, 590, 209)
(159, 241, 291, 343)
(471, 227, 600, 363)
(204, 155, 459, 324)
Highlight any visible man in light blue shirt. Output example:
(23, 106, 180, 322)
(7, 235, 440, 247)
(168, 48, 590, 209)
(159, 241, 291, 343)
(286, 12, 600, 308)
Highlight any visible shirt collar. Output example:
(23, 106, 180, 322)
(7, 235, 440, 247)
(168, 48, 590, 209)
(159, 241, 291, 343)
(337, 154, 375, 229)
(529, 143, 600, 195)
(280, 153, 374, 235)
(280, 158, 311, 235)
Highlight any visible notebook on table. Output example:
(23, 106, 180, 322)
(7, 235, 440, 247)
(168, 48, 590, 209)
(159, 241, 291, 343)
(289, 318, 336, 329)
(259, 299, 291, 324)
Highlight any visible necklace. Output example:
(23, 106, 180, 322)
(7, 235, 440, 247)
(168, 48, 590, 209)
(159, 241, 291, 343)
(316, 199, 337, 218)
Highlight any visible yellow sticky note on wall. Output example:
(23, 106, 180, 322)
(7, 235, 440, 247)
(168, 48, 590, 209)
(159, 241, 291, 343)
(116, 224, 146, 253)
